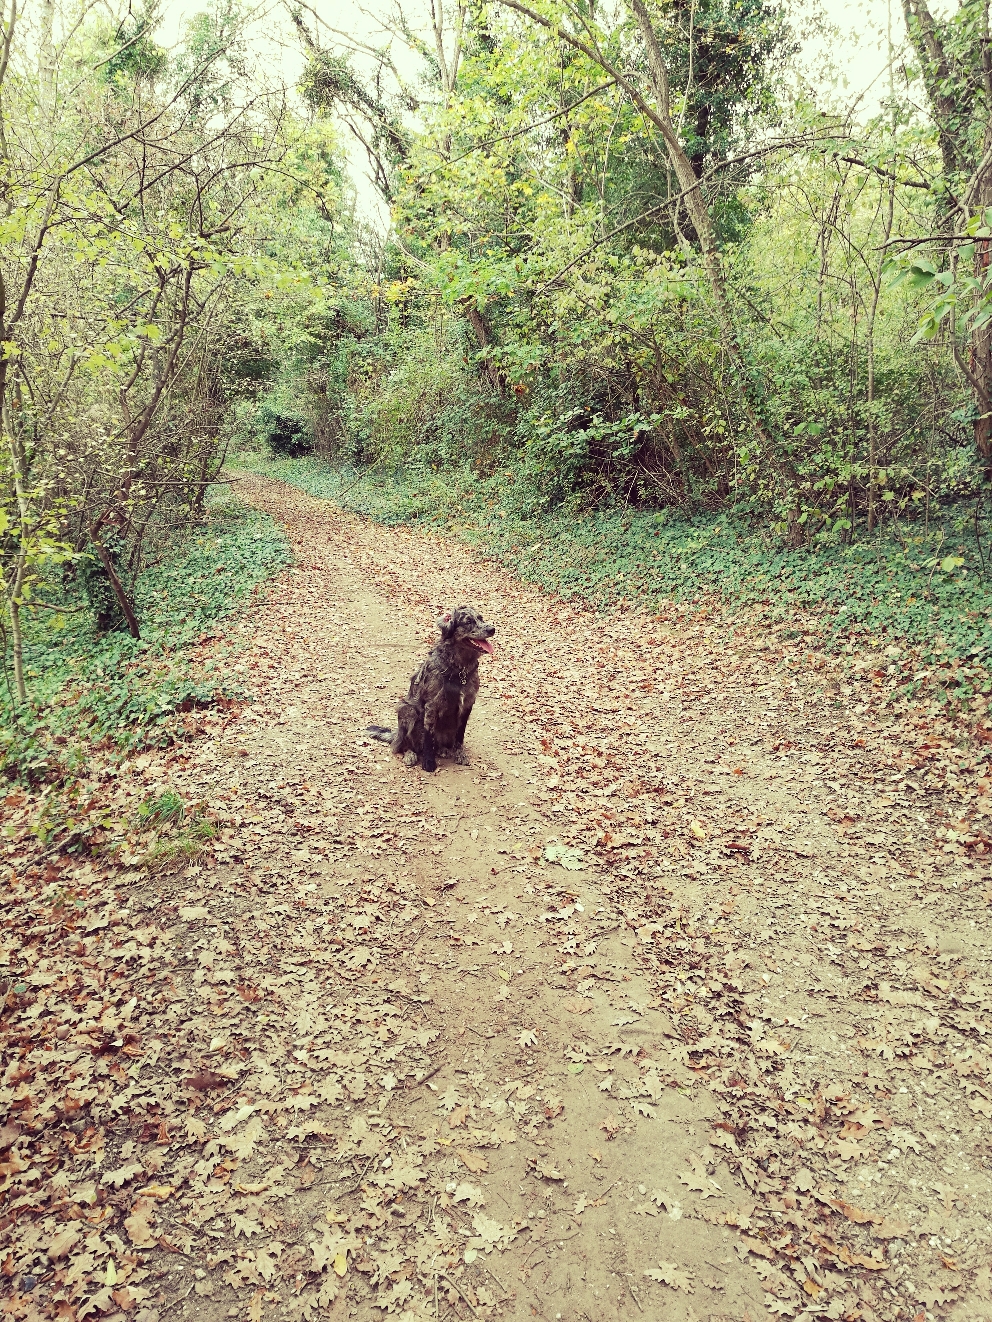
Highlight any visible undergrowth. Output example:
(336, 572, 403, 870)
(27, 785, 220, 870)
(1, 487, 292, 781)
(236, 453, 992, 720)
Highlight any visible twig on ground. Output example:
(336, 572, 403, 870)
(441, 1274, 479, 1315)
(625, 1276, 644, 1311)
(485, 1265, 510, 1295)
(407, 1059, 445, 1089)
(332, 461, 383, 501)
(342, 1155, 377, 1193)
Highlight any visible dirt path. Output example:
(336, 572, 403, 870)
(4, 474, 992, 1322)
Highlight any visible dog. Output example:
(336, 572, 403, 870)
(367, 606, 495, 772)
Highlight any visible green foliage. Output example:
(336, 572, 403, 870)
(0, 0, 355, 709)
(98, 4, 168, 89)
(135, 789, 188, 828)
(902, 0, 990, 188)
(219, 119, 363, 463)
(654, 0, 797, 180)
(77, 529, 128, 633)
(260, 0, 986, 549)
(132, 791, 217, 872)
(245, 454, 992, 668)
(28, 782, 218, 867)
(0, 490, 291, 782)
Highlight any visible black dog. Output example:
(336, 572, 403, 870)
(368, 606, 495, 772)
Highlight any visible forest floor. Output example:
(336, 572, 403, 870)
(4, 472, 992, 1322)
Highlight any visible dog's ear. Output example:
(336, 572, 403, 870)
(437, 610, 455, 639)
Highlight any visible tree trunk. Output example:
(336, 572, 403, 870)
(7, 555, 27, 703)
(38, 0, 54, 114)
(901, 0, 965, 187)
(867, 179, 896, 531)
(5, 408, 30, 703)
(627, 0, 771, 449)
(971, 91, 992, 470)
(971, 196, 992, 473)
(901, 0, 992, 470)
(497, 0, 773, 447)
(462, 301, 506, 392)
(89, 529, 141, 639)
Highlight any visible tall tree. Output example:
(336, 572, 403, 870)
(498, 0, 780, 447)
(902, 0, 992, 464)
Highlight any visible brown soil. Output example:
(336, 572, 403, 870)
(4, 472, 992, 1322)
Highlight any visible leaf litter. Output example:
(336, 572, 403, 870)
(2, 471, 992, 1322)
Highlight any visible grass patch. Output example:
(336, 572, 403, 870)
(2, 486, 292, 781)
(26, 783, 221, 869)
(237, 453, 992, 662)
(130, 791, 217, 873)
(135, 789, 189, 829)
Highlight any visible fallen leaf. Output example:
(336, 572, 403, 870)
(644, 1261, 694, 1293)
(124, 1198, 157, 1246)
(876, 1217, 913, 1239)
(457, 1149, 489, 1174)
(533, 1162, 563, 1180)
(562, 998, 592, 1014)
(185, 1069, 228, 1091)
(543, 843, 585, 869)
(103, 1161, 143, 1189)
(452, 1182, 485, 1207)
(47, 1226, 81, 1260)
(135, 1184, 174, 1200)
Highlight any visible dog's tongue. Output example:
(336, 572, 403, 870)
(474, 638, 495, 656)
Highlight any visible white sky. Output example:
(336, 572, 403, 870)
(155, 0, 950, 228)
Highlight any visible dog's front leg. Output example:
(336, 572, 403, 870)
(421, 728, 438, 773)
(453, 704, 473, 765)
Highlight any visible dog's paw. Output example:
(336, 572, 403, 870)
(454, 746, 469, 765)
(421, 760, 437, 773)
(403, 750, 418, 767)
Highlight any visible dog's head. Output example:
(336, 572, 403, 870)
(438, 606, 495, 656)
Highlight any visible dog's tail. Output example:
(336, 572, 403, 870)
(366, 726, 394, 744)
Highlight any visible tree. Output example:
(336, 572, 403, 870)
(901, 0, 992, 465)
(0, 0, 288, 698)
(496, 0, 780, 449)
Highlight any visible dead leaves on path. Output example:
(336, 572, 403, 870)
(7, 476, 992, 1322)
(243, 478, 992, 1321)
(644, 1260, 695, 1293)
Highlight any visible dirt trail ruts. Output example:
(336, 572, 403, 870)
(5, 472, 992, 1322)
